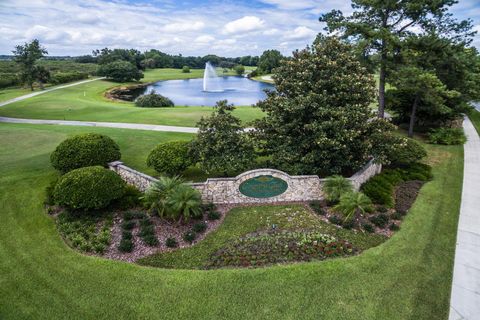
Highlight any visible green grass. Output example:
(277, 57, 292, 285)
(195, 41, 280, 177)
(0, 68, 264, 127)
(0, 122, 462, 319)
(138, 205, 386, 269)
(0, 86, 33, 102)
(468, 108, 480, 135)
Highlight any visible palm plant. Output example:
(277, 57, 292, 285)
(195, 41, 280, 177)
(142, 176, 183, 218)
(167, 185, 202, 223)
(323, 175, 353, 202)
(334, 192, 372, 223)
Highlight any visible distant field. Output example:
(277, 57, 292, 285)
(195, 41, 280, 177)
(0, 68, 265, 127)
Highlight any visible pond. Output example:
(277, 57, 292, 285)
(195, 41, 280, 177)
(141, 76, 274, 106)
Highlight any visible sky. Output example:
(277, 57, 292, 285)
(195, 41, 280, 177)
(1, 0, 480, 57)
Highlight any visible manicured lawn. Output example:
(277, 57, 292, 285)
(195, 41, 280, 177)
(0, 68, 264, 127)
(0, 86, 34, 102)
(138, 205, 386, 269)
(468, 108, 480, 135)
(0, 122, 462, 319)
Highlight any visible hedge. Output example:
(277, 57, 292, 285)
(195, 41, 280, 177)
(53, 166, 125, 210)
(146, 141, 191, 175)
(50, 133, 121, 173)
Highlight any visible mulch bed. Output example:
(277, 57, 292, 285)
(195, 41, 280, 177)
(103, 204, 234, 262)
(395, 180, 424, 214)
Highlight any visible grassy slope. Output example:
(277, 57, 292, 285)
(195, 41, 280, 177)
(0, 122, 462, 319)
(0, 68, 264, 126)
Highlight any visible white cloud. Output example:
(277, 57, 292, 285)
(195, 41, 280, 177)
(163, 21, 205, 32)
(285, 26, 316, 40)
(223, 16, 265, 35)
(195, 35, 215, 43)
(263, 28, 280, 35)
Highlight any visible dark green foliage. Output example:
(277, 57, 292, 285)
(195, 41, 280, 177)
(428, 128, 467, 145)
(234, 65, 245, 75)
(328, 215, 343, 226)
(50, 133, 121, 173)
(253, 36, 395, 176)
(384, 138, 427, 165)
(123, 210, 146, 221)
(50, 71, 88, 85)
(139, 217, 158, 246)
(166, 237, 178, 248)
(323, 176, 353, 202)
(57, 211, 112, 253)
(122, 230, 133, 240)
(53, 166, 125, 211)
(183, 231, 197, 243)
(191, 100, 255, 175)
(369, 214, 390, 229)
(361, 176, 394, 207)
(121, 220, 135, 230)
(207, 211, 221, 220)
(399, 163, 432, 181)
(135, 90, 174, 108)
(309, 201, 326, 215)
(208, 231, 355, 268)
(119, 236, 134, 252)
(377, 206, 388, 213)
(115, 185, 142, 210)
(44, 177, 58, 206)
(362, 223, 375, 233)
(182, 66, 190, 73)
(389, 223, 400, 231)
(193, 222, 207, 233)
(12, 39, 48, 90)
(342, 219, 355, 230)
(97, 60, 143, 82)
(146, 141, 191, 175)
(258, 49, 283, 74)
(202, 202, 216, 213)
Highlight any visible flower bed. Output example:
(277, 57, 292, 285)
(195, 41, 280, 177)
(208, 230, 355, 268)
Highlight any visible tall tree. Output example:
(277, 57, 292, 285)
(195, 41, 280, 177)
(12, 39, 48, 91)
(190, 100, 255, 175)
(258, 50, 283, 74)
(319, 0, 474, 118)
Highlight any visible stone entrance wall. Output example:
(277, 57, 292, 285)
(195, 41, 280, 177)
(108, 159, 381, 204)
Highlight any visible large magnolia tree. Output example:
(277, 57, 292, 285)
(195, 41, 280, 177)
(253, 36, 402, 176)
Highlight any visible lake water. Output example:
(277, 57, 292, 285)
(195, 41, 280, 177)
(142, 76, 274, 106)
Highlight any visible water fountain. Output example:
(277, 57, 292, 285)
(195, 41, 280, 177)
(203, 62, 223, 92)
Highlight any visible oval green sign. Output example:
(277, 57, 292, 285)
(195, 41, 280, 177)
(239, 175, 288, 198)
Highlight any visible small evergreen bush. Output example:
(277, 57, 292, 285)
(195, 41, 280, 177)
(389, 223, 400, 231)
(166, 237, 178, 248)
(50, 133, 121, 173)
(135, 90, 174, 108)
(193, 222, 207, 233)
(387, 138, 427, 165)
(328, 215, 343, 226)
(119, 237, 134, 252)
(428, 127, 466, 145)
(362, 222, 375, 233)
(207, 211, 221, 220)
(54, 166, 125, 210)
(182, 66, 190, 73)
(116, 184, 142, 209)
(369, 213, 390, 228)
(309, 201, 326, 215)
(146, 141, 191, 175)
(183, 231, 197, 243)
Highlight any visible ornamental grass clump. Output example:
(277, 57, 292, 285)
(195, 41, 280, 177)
(323, 175, 353, 203)
(334, 192, 373, 224)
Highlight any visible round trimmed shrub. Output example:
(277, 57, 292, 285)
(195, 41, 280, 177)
(182, 66, 190, 73)
(53, 166, 125, 210)
(146, 141, 191, 175)
(50, 133, 121, 173)
(135, 90, 174, 108)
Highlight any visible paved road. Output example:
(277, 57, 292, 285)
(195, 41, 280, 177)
(0, 116, 198, 133)
(449, 116, 480, 320)
(0, 77, 105, 107)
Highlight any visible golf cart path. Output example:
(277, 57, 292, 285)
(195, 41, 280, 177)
(0, 76, 198, 133)
(0, 116, 198, 133)
(0, 77, 105, 107)
(449, 116, 480, 320)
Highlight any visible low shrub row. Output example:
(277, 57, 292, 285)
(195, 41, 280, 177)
(139, 217, 159, 246)
(49, 71, 89, 85)
(361, 163, 432, 207)
(428, 127, 466, 145)
(135, 90, 174, 108)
